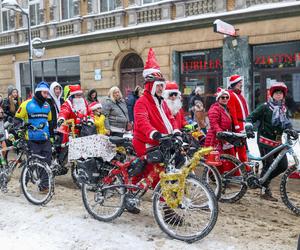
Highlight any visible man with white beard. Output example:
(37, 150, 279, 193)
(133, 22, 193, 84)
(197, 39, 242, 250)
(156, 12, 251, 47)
(162, 81, 187, 129)
(57, 85, 94, 140)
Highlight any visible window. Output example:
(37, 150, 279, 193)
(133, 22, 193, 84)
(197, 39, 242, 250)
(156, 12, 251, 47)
(1, 9, 15, 31)
(99, 0, 122, 12)
(61, 0, 79, 20)
(143, 0, 163, 4)
(19, 57, 80, 99)
(29, 0, 41, 26)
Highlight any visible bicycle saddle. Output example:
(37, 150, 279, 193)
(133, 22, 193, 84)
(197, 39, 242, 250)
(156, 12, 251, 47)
(216, 131, 247, 147)
(109, 136, 129, 145)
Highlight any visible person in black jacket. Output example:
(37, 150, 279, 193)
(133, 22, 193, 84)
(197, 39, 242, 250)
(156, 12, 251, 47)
(48, 81, 64, 129)
(126, 85, 143, 123)
(87, 89, 98, 104)
(2, 87, 22, 122)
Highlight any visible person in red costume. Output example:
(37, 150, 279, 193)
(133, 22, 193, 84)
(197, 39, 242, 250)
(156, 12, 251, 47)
(131, 48, 181, 216)
(57, 85, 94, 141)
(227, 74, 249, 162)
(162, 81, 187, 129)
(205, 88, 236, 174)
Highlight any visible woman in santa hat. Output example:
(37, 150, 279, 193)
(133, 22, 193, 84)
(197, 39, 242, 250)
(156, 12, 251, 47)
(205, 88, 236, 174)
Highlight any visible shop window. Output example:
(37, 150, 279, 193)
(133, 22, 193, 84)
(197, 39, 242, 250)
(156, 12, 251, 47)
(29, 0, 41, 26)
(253, 41, 300, 129)
(99, 0, 122, 12)
(180, 49, 223, 112)
(61, 0, 79, 20)
(1, 9, 15, 31)
(19, 57, 80, 99)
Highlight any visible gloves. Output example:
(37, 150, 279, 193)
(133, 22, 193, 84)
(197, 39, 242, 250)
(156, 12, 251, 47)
(57, 119, 64, 128)
(245, 123, 255, 139)
(87, 121, 94, 126)
(152, 131, 162, 140)
(50, 137, 55, 144)
(184, 124, 194, 131)
(286, 129, 299, 140)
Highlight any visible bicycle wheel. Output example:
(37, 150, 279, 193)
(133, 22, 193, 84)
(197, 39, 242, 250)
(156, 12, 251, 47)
(20, 159, 54, 206)
(71, 162, 81, 189)
(280, 165, 300, 216)
(153, 174, 218, 243)
(219, 154, 248, 203)
(82, 175, 125, 222)
(199, 163, 222, 200)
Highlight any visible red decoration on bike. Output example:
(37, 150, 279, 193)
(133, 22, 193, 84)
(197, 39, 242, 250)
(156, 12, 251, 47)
(56, 123, 69, 135)
(205, 150, 222, 166)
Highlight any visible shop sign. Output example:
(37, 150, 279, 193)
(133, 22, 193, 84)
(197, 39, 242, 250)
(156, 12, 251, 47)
(213, 19, 237, 37)
(254, 52, 300, 67)
(182, 59, 222, 72)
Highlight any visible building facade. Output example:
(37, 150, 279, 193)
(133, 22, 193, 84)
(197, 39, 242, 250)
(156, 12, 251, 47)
(0, 0, 300, 127)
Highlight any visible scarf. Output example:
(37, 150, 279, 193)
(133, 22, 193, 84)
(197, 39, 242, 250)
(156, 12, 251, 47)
(268, 98, 291, 129)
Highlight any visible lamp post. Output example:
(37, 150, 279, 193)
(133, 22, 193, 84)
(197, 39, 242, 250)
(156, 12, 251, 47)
(2, 0, 34, 93)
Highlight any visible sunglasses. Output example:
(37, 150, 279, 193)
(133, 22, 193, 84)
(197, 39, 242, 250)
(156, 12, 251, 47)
(169, 92, 178, 97)
(220, 96, 229, 100)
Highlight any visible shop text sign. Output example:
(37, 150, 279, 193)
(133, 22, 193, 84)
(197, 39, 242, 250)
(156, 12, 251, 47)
(254, 52, 300, 66)
(182, 59, 222, 72)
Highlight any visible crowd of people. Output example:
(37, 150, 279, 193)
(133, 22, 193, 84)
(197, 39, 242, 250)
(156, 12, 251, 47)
(1, 48, 299, 203)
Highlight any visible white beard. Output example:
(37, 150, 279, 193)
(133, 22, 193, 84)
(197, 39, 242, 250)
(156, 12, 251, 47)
(73, 98, 87, 114)
(166, 98, 182, 116)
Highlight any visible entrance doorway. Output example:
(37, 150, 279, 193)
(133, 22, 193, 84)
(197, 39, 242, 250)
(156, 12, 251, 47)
(120, 53, 144, 98)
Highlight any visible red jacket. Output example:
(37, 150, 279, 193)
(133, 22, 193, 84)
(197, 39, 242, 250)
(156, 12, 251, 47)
(174, 109, 187, 129)
(227, 89, 249, 132)
(205, 103, 233, 148)
(58, 98, 94, 125)
(133, 91, 179, 154)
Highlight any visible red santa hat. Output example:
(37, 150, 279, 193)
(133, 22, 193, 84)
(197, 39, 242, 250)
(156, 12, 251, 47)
(69, 85, 83, 96)
(89, 101, 102, 111)
(229, 74, 242, 88)
(143, 48, 165, 96)
(269, 82, 288, 97)
(162, 81, 181, 99)
(215, 87, 230, 101)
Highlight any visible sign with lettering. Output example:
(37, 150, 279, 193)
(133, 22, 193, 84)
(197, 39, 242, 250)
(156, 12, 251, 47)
(254, 53, 300, 68)
(213, 19, 237, 37)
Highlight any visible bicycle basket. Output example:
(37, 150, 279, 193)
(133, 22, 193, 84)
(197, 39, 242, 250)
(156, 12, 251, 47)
(76, 158, 100, 184)
(80, 124, 97, 137)
(127, 158, 146, 177)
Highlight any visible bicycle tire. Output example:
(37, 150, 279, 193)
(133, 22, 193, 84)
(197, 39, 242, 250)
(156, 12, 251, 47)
(71, 162, 82, 189)
(82, 175, 125, 222)
(20, 159, 54, 206)
(200, 163, 222, 200)
(153, 174, 218, 243)
(219, 154, 248, 203)
(280, 165, 300, 216)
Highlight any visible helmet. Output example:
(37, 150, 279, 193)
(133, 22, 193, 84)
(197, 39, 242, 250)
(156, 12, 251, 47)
(269, 82, 288, 97)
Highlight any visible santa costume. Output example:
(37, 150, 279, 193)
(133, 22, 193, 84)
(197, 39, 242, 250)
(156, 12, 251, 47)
(133, 48, 180, 189)
(227, 74, 249, 162)
(58, 85, 94, 140)
(162, 81, 187, 129)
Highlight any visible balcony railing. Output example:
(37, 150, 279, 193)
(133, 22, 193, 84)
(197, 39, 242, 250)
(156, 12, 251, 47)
(185, 0, 216, 17)
(246, 0, 284, 7)
(0, 33, 13, 47)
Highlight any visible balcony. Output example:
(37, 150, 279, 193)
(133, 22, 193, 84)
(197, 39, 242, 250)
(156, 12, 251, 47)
(86, 11, 125, 32)
(246, 0, 284, 7)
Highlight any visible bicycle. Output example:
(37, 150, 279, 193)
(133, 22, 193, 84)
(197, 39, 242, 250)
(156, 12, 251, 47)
(81, 134, 218, 243)
(215, 130, 300, 215)
(8, 123, 54, 205)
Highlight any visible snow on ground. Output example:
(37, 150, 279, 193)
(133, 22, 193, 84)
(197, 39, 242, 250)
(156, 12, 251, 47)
(0, 134, 299, 250)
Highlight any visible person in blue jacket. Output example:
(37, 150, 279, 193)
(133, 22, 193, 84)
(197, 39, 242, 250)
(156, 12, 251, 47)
(15, 81, 53, 192)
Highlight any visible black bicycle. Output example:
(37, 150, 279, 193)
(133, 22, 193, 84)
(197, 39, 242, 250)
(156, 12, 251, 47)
(215, 130, 300, 215)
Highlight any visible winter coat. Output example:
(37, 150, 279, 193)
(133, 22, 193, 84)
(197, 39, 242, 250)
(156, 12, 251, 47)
(126, 92, 139, 122)
(87, 89, 98, 104)
(204, 102, 233, 148)
(246, 102, 292, 148)
(133, 90, 179, 154)
(94, 114, 108, 135)
(48, 82, 64, 128)
(3, 96, 22, 121)
(102, 97, 129, 134)
(227, 89, 249, 132)
(189, 94, 204, 111)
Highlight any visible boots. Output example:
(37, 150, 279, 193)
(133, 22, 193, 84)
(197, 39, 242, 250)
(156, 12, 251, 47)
(260, 186, 278, 202)
(163, 205, 184, 226)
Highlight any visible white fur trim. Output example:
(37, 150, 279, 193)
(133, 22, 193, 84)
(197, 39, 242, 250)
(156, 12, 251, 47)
(232, 92, 248, 125)
(230, 76, 242, 85)
(216, 89, 230, 101)
(143, 68, 161, 78)
(35, 86, 49, 92)
(70, 90, 83, 95)
(151, 81, 166, 96)
(90, 103, 102, 110)
(162, 89, 181, 99)
(153, 97, 173, 134)
(149, 130, 157, 140)
(235, 125, 240, 130)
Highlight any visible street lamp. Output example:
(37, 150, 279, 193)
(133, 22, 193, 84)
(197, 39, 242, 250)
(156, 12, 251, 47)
(2, 0, 34, 93)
